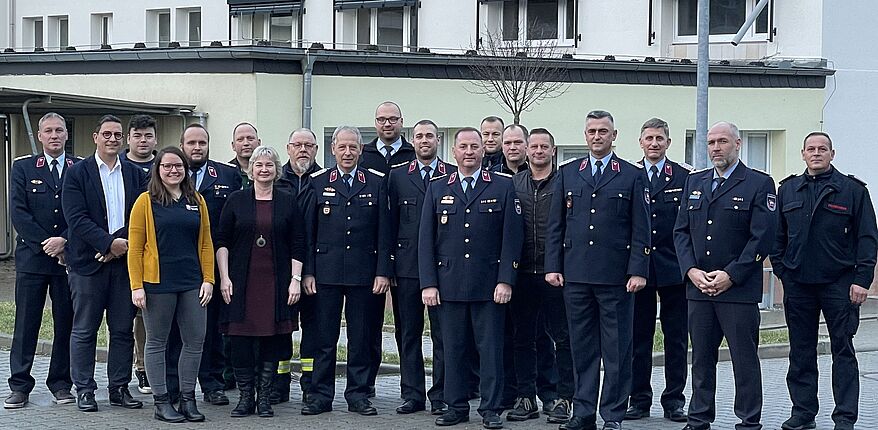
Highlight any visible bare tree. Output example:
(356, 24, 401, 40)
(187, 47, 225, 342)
(467, 27, 571, 124)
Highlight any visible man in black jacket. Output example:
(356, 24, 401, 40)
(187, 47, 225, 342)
(481, 116, 506, 171)
(359, 101, 416, 174)
(772, 132, 877, 430)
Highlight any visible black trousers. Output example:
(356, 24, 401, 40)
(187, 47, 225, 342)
(228, 334, 292, 367)
(8, 272, 72, 394)
(441, 300, 505, 416)
(540, 279, 574, 401)
(310, 284, 376, 405)
(564, 282, 633, 422)
(366, 291, 386, 391)
(630, 283, 688, 410)
(688, 299, 762, 430)
(298, 292, 317, 395)
(510, 273, 546, 399)
(784, 276, 860, 428)
(165, 286, 225, 396)
(69, 261, 136, 393)
(391, 277, 444, 404)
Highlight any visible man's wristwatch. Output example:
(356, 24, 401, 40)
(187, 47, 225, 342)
(292, 274, 302, 282)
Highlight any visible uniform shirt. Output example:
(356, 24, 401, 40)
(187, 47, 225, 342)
(645, 157, 666, 182)
(590, 152, 613, 176)
(418, 158, 439, 180)
(337, 166, 358, 187)
(96, 153, 126, 234)
(712, 160, 740, 190)
(378, 137, 402, 159)
(44, 152, 66, 178)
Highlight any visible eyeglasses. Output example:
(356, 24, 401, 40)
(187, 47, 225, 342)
(159, 163, 185, 172)
(375, 117, 401, 125)
(289, 142, 316, 149)
(100, 131, 124, 140)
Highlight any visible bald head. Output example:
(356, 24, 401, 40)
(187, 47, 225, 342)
(374, 101, 403, 144)
(706, 121, 742, 172)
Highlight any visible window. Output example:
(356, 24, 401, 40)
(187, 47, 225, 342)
(500, 0, 576, 43)
(188, 11, 202, 47)
(102, 16, 111, 45)
(685, 130, 695, 165)
(91, 14, 112, 47)
(677, 0, 770, 39)
(34, 18, 44, 49)
(557, 146, 588, 163)
(683, 130, 770, 172)
(352, 6, 418, 52)
(59, 17, 68, 48)
(237, 12, 302, 46)
(158, 12, 171, 48)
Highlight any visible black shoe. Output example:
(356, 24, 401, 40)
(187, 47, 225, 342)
(52, 389, 75, 405)
(178, 391, 205, 422)
(781, 416, 816, 430)
(436, 410, 470, 426)
(547, 399, 572, 424)
(109, 386, 143, 409)
(507, 397, 539, 421)
(483, 412, 504, 429)
(135, 370, 151, 394)
(367, 386, 376, 398)
(664, 406, 687, 423)
(602, 422, 622, 430)
(624, 405, 650, 420)
(348, 398, 378, 416)
(230, 368, 256, 418)
(682, 423, 711, 430)
(431, 400, 449, 415)
(560, 416, 598, 430)
(301, 400, 332, 415)
(396, 399, 426, 414)
(77, 392, 98, 412)
(256, 362, 276, 417)
(154, 393, 185, 423)
(203, 389, 229, 405)
(269, 373, 291, 405)
(4, 391, 28, 409)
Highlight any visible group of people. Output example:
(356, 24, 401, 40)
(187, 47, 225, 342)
(4, 102, 875, 430)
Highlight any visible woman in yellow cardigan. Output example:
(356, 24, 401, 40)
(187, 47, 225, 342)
(128, 147, 214, 423)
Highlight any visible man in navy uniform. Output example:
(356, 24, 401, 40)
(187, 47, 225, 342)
(625, 118, 690, 423)
(771, 132, 877, 430)
(172, 123, 242, 406)
(62, 115, 148, 412)
(360, 101, 416, 174)
(5, 112, 78, 409)
(420, 127, 523, 429)
(301, 126, 393, 416)
(674, 121, 777, 430)
(545, 110, 651, 430)
(387, 119, 457, 415)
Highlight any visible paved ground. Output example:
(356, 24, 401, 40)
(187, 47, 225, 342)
(1, 348, 877, 430)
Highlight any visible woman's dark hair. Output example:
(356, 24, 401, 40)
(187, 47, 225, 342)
(149, 147, 198, 206)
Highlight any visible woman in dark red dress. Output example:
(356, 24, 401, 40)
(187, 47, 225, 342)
(216, 146, 306, 418)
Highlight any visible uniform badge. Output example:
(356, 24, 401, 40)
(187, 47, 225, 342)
(644, 188, 651, 205)
(329, 170, 338, 182)
(512, 261, 519, 269)
(208, 166, 217, 178)
(437, 163, 446, 175)
(579, 159, 588, 171)
(514, 198, 522, 215)
(566, 196, 573, 209)
(611, 159, 620, 172)
(481, 170, 491, 182)
(66, 158, 74, 167)
(440, 214, 448, 225)
(323, 206, 331, 215)
(35, 157, 45, 168)
(664, 163, 673, 176)
(408, 160, 417, 174)
(441, 195, 454, 205)
(357, 171, 366, 183)
(30, 179, 43, 185)
(766, 194, 777, 212)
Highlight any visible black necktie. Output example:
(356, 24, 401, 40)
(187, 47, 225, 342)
(593, 160, 603, 183)
(342, 173, 352, 191)
(712, 177, 725, 196)
(422, 166, 432, 189)
(649, 165, 660, 190)
(383, 145, 394, 162)
(49, 159, 59, 188)
(463, 177, 474, 195)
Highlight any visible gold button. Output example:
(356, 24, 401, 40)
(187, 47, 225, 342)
(347, 216, 351, 220)
(347, 202, 351, 206)
(568, 191, 573, 196)
(53, 224, 58, 228)
(368, 202, 373, 206)
(32, 189, 36, 192)
(652, 214, 657, 218)
(618, 193, 623, 197)
(674, 197, 679, 201)
(626, 245, 631, 249)
(54, 209, 59, 213)
(403, 201, 408, 204)
(734, 205, 739, 210)
(488, 209, 493, 213)
(652, 230, 657, 234)
(346, 231, 351, 235)
(651, 199, 656, 203)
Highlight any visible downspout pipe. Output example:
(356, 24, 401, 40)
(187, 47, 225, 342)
(301, 49, 317, 129)
(22, 97, 44, 155)
(731, 0, 770, 46)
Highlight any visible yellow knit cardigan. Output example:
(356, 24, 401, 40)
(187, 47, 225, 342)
(127, 191, 215, 291)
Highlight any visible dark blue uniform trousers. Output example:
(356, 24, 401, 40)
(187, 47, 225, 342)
(68, 260, 136, 393)
(298, 292, 317, 395)
(8, 272, 73, 394)
(441, 300, 505, 416)
(564, 282, 633, 422)
(784, 276, 860, 428)
(539, 280, 573, 401)
(391, 277, 444, 404)
(688, 299, 762, 429)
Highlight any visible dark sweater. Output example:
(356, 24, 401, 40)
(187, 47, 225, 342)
(143, 199, 202, 293)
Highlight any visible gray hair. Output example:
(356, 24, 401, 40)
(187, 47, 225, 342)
(288, 127, 317, 142)
(38, 112, 66, 130)
(640, 117, 669, 137)
(246, 146, 282, 181)
(586, 110, 614, 125)
(331, 126, 363, 146)
(710, 121, 741, 140)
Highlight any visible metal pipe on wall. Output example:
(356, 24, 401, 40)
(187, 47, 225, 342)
(1, 114, 15, 259)
(731, 0, 770, 46)
(694, 0, 710, 169)
(22, 97, 42, 155)
(301, 49, 317, 129)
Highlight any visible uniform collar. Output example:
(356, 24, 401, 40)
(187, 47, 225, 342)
(417, 158, 439, 172)
(336, 165, 358, 179)
(44, 152, 65, 167)
(378, 137, 402, 154)
(713, 159, 739, 180)
(589, 152, 613, 169)
(645, 157, 666, 173)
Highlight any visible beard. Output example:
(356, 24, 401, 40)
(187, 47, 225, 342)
(292, 158, 313, 175)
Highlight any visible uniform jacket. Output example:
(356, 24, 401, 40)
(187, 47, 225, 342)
(418, 169, 524, 301)
(197, 160, 243, 244)
(512, 168, 554, 274)
(544, 154, 652, 285)
(640, 158, 691, 287)
(10, 153, 79, 275)
(62, 155, 147, 276)
(305, 166, 393, 285)
(673, 162, 777, 303)
(771, 166, 877, 287)
(388, 158, 457, 279)
(482, 151, 505, 171)
(359, 136, 416, 175)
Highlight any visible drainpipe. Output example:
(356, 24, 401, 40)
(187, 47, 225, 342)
(301, 49, 317, 129)
(22, 97, 43, 155)
(731, 0, 770, 46)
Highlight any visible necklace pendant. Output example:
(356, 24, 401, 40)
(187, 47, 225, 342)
(256, 235, 267, 248)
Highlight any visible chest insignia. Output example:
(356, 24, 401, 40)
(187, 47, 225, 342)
(732, 196, 744, 202)
(30, 179, 43, 185)
(611, 159, 620, 172)
(767, 194, 777, 212)
(207, 166, 217, 177)
(440, 214, 448, 225)
(440, 195, 454, 205)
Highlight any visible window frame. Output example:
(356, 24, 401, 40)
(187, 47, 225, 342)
(682, 129, 771, 173)
(498, 0, 577, 46)
(353, 5, 418, 52)
(674, 0, 771, 44)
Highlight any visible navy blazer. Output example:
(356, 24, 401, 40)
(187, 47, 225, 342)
(640, 158, 691, 287)
(197, 160, 243, 245)
(545, 154, 652, 285)
(10, 153, 79, 275)
(61, 155, 147, 275)
(388, 159, 457, 279)
(673, 162, 777, 303)
(305, 166, 393, 286)
(418, 170, 523, 301)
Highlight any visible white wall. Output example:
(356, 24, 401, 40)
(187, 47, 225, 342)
(302, 0, 333, 47)
(578, 0, 661, 58)
(421, 0, 476, 52)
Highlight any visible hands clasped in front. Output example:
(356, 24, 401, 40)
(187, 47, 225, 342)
(688, 267, 733, 297)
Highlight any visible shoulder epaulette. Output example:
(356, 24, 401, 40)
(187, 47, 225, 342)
(213, 160, 236, 168)
(367, 168, 386, 177)
(494, 171, 513, 178)
(390, 161, 409, 169)
(677, 161, 694, 171)
(14, 154, 33, 161)
(779, 173, 798, 185)
(558, 157, 578, 167)
(751, 168, 771, 177)
(430, 174, 448, 182)
(847, 174, 867, 187)
(75, 156, 85, 160)
(310, 167, 330, 178)
(690, 167, 711, 175)
(629, 160, 644, 169)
